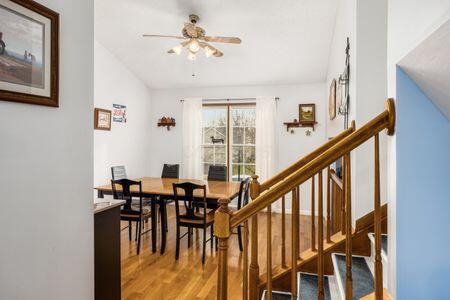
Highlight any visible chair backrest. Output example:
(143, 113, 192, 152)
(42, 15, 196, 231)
(207, 165, 227, 181)
(237, 177, 251, 210)
(162, 164, 180, 179)
(172, 182, 207, 224)
(111, 166, 127, 180)
(111, 179, 143, 214)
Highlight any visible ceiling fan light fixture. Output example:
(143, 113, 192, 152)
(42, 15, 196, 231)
(189, 39, 200, 53)
(172, 44, 183, 55)
(187, 51, 196, 61)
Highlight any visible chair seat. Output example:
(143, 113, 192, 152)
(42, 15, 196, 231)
(179, 211, 215, 225)
(121, 205, 151, 219)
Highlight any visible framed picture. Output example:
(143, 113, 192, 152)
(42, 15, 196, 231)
(299, 103, 316, 123)
(329, 79, 336, 120)
(113, 104, 127, 123)
(0, 0, 59, 107)
(94, 108, 111, 131)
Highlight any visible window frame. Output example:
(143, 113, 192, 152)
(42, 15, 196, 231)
(202, 102, 256, 181)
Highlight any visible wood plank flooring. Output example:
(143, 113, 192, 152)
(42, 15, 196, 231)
(121, 205, 318, 300)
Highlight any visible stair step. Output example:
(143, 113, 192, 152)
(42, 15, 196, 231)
(261, 290, 291, 300)
(332, 253, 374, 300)
(298, 272, 333, 299)
(368, 233, 388, 261)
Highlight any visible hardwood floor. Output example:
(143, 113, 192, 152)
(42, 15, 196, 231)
(121, 205, 318, 300)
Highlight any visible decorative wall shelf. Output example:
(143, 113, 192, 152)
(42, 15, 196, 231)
(157, 117, 176, 131)
(283, 121, 317, 132)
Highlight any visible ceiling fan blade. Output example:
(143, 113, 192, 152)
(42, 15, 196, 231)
(199, 42, 223, 57)
(203, 36, 241, 44)
(142, 34, 186, 39)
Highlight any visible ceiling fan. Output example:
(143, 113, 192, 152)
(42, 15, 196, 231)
(143, 14, 242, 60)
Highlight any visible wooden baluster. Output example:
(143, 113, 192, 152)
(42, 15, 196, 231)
(291, 188, 298, 299)
(344, 153, 353, 300)
(311, 175, 316, 251)
(297, 186, 301, 260)
(318, 171, 324, 299)
(341, 156, 346, 235)
(243, 220, 249, 300)
(266, 204, 273, 300)
(374, 133, 383, 300)
(214, 198, 232, 300)
(281, 196, 287, 268)
(326, 166, 332, 243)
(249, 175, 260, 300)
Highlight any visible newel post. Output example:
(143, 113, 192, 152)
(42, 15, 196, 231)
(215, 197, 232, 300)
(249, 175, 261, 300)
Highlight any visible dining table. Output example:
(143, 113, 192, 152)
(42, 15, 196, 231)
(94, 177, 241, 254)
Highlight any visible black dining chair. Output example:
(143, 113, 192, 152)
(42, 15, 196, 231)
(111, 166, 127, 180)
(207, 165, 227, 181)
(173, 182, 215, 264)
(234, 177, 251, 251)
(162, 164, 180, 179)
(111, 179, 152, 255)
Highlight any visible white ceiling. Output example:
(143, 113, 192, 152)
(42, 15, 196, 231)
(95, 0, 338, 89)
(399, 19, 450, 120)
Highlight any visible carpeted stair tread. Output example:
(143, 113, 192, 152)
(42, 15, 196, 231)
(261, 290, 292, 300)
(333, 253, 374, 300)
(298, 273, 332, 299)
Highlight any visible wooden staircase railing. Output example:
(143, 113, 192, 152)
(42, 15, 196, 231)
(214, 99, 395, 300)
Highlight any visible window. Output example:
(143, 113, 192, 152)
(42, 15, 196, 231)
(201, 104, 256, 181)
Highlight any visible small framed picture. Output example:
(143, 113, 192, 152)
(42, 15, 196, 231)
(94, 108, 111, 131)
(299, 103, 316, 123)
(0, 0, 59, 107)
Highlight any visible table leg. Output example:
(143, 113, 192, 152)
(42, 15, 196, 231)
(160, 200, 167, 254)
(151, 198, 157, 253)
(98, 190, 104, 198)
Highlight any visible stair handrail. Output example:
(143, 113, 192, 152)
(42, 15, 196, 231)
(230, 99, 395, 228)
(215, 98, 395, 300)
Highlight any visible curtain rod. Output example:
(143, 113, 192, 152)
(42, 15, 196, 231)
(180, 97, 280, 102)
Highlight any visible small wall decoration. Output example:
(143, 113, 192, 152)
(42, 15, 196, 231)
(329, 79, 336, 120)
(0, 0, 59, 107)
(113, 104, 127, 123)
(299, 103, 316, 123)
(157, 116, 176, 130)
(94, 108, 111, 131)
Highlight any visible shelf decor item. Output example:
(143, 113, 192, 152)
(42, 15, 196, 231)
(94, 108, 112, 131)
(0, 0, 59, 107)
(157, 117, 176, 130)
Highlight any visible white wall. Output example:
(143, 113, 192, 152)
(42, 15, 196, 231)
(326, 0, 388, 223)
(94, 41, 152, 187)
(149, 83, 327, 213)
(387, 1, 450, 298)
(0, 1, 94, 299)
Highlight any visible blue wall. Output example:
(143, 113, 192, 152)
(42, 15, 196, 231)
(396, 67, 450, 299)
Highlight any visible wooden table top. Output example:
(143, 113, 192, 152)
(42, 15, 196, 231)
(95, 177, 241, 200)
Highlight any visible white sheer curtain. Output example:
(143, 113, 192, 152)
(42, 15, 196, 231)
(255, 97, 277, 183)
(182, 98, 203, 179)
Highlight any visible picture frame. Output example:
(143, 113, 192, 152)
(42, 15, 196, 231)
(329, 78, 336, 120)
(299, 103, 316, 123)
(94, 108, 112, 131)
(0, 0, 59, 107)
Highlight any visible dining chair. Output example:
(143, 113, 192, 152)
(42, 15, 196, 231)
(207, 165, 227, 181)
(173, 182, 214, 264)
(162, 164, 180, 179)
(111, 166, 127, 180)
(234, 177, 251, 251)
(111, 179, 152, 255)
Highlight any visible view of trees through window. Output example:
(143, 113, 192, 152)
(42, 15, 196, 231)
(202, 105, 256, 181)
